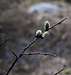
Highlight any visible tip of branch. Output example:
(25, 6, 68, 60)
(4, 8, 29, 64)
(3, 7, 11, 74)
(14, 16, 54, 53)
(48, 17, 68, 30)
(10, 50, 18, 58)
(58, 17, 68, 24)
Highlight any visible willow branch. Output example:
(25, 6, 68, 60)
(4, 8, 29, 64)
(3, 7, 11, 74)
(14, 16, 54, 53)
(5, 17, 67, 75)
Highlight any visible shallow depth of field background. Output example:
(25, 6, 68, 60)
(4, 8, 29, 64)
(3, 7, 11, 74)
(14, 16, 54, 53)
(0, 0, 71, 75)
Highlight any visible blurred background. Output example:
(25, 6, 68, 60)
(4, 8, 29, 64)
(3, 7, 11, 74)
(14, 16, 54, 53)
(0, 0, 71, 75)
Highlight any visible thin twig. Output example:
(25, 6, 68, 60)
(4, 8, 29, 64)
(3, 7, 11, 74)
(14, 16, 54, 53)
(6, 58, 18, 75)
(48, 17, 67, 30)
(54, 66, 66, 75)
(21, 38, 38, 54)
(23, 52, 56, 57)
(0, 38, 18, 58)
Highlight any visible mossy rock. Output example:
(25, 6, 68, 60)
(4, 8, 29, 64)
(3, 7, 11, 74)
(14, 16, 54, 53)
(62, 68, 71, 75)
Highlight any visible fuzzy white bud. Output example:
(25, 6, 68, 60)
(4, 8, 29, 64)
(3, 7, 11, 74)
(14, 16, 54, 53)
(42, 31, 49, 38)
(35, 30, 43, 38)
(44, 21, 50, 31)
